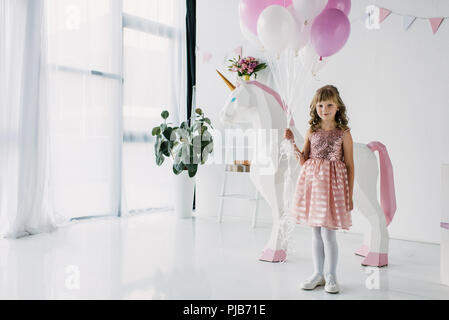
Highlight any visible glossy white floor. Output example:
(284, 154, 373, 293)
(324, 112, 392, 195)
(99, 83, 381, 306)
(0, 210, 448, 300)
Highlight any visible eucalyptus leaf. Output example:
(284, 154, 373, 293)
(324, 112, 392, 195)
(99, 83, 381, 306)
(180, 121, 188, 129)
(156, 155, 164, 166)
(160, 140, 170, 157)
(202, 130, 212, 141)
(152, 126, 161, 136)
(186, 164, 198, 177)
(163, 127, 173, 140)
(173, 162, 184, 175)
(161, 110, 169, 119)
(154, 135, 161, 153)
(201, 152, 209, 165)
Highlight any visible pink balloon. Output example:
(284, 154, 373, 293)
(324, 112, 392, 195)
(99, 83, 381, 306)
(324, 0, 351, 16)
(239, 0, 292, 35)
(311, 8, 350, 57)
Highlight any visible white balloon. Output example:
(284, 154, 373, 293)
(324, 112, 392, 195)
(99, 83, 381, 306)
(257, 5, 296, 53)
(292, 0, 327, 23)
(287, 5, 311, 51)
(296, 23, 311, 51)
(287, 4, 305, 26)
(239, 18, 263, 49)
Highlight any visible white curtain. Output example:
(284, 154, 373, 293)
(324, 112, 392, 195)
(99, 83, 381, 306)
(0, 0, 56, 238)
(0, 0, 187, 235)
(45, 0, 123, 220)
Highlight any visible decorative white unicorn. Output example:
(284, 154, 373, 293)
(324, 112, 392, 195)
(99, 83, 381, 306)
(217, 70, 396, 267)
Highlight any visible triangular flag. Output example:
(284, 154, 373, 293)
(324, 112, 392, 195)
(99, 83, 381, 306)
(360, 12, 369, 23)
(379, 7, 392, 23)
(234, 46, 242, 57)
(429, 17, 444, 34)
(403, 15, 416, 31)
(202, 52, 212, 63)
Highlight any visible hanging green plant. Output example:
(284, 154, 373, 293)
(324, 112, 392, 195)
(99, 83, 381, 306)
(151, 108, 214, 178)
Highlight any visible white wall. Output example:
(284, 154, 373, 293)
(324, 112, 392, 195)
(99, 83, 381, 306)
(195, 0, 449, 244)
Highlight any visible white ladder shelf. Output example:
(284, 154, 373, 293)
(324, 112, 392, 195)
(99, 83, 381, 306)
(217, 170, 261, 228)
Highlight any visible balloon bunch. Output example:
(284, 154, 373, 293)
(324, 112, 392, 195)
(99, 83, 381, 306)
(239, 0, 352, 125)
(239, 0, 351, 58)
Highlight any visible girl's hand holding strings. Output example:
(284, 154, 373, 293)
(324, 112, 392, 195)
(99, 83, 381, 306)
(284, 128, 305, 161)
(284, 128, 294, 142)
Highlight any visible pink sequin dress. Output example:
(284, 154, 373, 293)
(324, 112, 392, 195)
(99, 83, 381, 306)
(291, 128, 352, 230)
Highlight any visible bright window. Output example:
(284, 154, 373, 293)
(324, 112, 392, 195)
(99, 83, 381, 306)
(122, 0, 184, 213)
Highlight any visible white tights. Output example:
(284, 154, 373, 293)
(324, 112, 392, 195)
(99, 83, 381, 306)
(311, 226, 338, 276)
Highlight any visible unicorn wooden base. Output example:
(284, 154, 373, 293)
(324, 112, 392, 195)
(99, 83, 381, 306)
(217, 71, 396, 267)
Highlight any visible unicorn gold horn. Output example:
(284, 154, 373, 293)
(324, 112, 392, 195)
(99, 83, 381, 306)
(216, 70, 236, 91)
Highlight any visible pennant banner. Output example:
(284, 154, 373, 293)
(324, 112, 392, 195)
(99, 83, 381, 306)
(403, 15, 416, 31)
(234, 46, 242, 57)
(202, 52, 212, 63)
(429, 17, 444, 34)
(197, 45, 243, 64)
(379, 8, 392, 23)
(376, 5, 446, 35)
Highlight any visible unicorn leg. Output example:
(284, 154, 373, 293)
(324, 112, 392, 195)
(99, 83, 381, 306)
(257, 178, 288, 262)
(362, 214, 389, 267)
(254, 138, 300, 263)
(354, 233, 370, 257)
(259, 218, 287, 262)
(354, 187, 389, 267)
(353, 144, 390, 267)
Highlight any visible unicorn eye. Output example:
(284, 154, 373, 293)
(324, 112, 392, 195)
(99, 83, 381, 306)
(231, 97, 236, 102)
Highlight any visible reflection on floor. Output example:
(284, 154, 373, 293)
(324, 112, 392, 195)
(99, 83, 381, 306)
(0, 211, 447, 299)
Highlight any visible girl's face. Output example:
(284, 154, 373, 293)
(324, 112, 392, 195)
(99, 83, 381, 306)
(316, 100, 339, 122)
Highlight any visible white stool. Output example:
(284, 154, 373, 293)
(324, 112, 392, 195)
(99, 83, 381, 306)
(217, 170, 261, 228)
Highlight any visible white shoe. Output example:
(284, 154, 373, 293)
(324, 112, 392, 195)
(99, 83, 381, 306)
(324, 273, 340, 293)
(300, 273, 325, 290)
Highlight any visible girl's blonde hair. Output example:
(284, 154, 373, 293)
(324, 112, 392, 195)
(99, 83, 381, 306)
(309, 85, 349, 132)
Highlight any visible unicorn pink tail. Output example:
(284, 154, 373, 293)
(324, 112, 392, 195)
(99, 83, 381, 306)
(367, 141, 397, 226)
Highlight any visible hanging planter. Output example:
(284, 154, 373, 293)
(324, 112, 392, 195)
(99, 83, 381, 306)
(151, 108, 214, 218)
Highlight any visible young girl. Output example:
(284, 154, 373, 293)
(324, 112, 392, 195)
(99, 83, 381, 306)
(284, 85, 354, 294)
